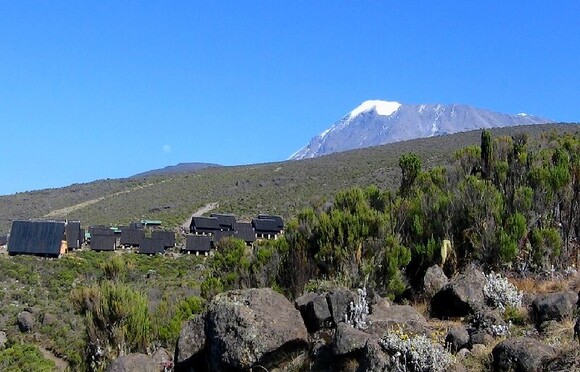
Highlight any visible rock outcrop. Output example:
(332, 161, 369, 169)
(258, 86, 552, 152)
(205, 288, 308, 371)
(531, 291, 578, 325)
(431, 267, 486, 318)
(492, 337, 556, 372)
(295, 292, 332, 332)
(106, 353, 158, 372)
(423, 265, 448, 297)
(17, 311, 35, 333)
(174, 315, 206, 370)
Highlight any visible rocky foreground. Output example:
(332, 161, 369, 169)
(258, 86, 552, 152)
(108, 266, 580, 372)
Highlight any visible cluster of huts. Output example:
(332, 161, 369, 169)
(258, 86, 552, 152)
(0, 213, 284, 258)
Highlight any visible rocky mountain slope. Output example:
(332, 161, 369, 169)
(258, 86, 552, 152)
(291, 100, 553, 159)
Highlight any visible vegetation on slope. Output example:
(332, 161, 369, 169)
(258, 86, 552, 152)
(1, 124, 578, 233)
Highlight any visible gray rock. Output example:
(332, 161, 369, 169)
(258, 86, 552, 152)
(446, 326, 470, 353)
(492, 337, 556, 372)
(456, 348, 471, 359)
(469, 330, 494, 346)
(326, 288, 356, 326)
(358, 340, 392, 372)
(431, 267, 486, 318)
(41, 313, 57, 326)
(469, 309, 507, 335)
(531, 291, 577, 325)
(295, 292, 332, 332)
(17, 311, 35, 332)
(423, 265, 448, 297)
(106, 353, 157, 372)
(152, 348, 172, 371)
(174, 314, 206, 371)
(332, 323, 371, 356)
(206, 288, 308, 371)
(0, 331, 7, 350)
(366, 304, 429, 336)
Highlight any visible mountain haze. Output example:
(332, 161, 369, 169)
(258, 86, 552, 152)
(290, 100, 554, 159)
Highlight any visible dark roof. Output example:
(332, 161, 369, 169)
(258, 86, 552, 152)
(8, 220, 65, 256)
(90, 235, 117, 251)
(139, 238, 165, 254)
(0, 235, 7, 246)
(212, 230, 237, 244)
(89, 226, 115, 236)
(252, 218, 283, 234)
(184, 235, 211, 252)
(129, 222, 143, 230)
(257, 214, 284, 229)
(210, 214, 237, 230)
(190, 217, 221, 233)
(151, 230, 176, 248)
(120, 228, 144, 246)
(66, 221, 82, 249)
(233, 222, 256, 243)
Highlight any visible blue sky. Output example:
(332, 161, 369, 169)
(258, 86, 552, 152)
(1, 1, 579, 195)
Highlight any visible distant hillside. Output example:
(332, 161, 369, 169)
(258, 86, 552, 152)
(131, 162, 222, 178)
(291, 100, 553, 159)
(0, 124, 578, 233)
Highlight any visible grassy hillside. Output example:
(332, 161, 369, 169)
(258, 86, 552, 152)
(1, 124, 578, 233)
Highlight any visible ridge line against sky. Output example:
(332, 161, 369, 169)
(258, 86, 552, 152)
(1, 1, 579, 195)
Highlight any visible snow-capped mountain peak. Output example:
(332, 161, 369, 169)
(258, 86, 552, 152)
(348, 100, 401, 119)
(289, 100, 553, 160)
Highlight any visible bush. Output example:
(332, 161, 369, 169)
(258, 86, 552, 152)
(70, 281, 151, 369)
(0, 343, 55, 372)
(380, 329, 455, 372)
(483, 271, 523, 312)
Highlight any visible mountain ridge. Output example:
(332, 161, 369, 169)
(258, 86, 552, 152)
(290, 100, 554, 159)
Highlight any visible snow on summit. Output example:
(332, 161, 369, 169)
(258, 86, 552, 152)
(289, 100, 554, 160)
(348, 100, 401, 119)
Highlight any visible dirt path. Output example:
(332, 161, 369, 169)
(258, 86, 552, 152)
(38, 345, 68, 371)
(181, 202, 219, 230)
(43, 179, 170, 218)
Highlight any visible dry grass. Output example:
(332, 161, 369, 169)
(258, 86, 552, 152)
(509, 273, 580, 295)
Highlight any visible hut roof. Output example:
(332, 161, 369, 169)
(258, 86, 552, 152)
(252, 218, 283, 234)
(233, 222, 256, 243)
(184, 235, 211, 252)
(212, 230, 237, 245)
(151, 230, 176, 248)
(8, 220, 66, 256)
(90, 234, 117, 251)
(120, 228, 144, 246)
(257, 214, 284, 229)
(191, 217, 220, 232)
(66, 221, 82, 249)
(139, 238, 165, 254)
(210, 214, 237, 230)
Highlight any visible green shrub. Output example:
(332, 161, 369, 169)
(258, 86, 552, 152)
(0, 343, 56, 372)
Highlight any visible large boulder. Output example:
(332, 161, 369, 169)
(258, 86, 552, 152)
(152, 348, 172, 371)
(106, 353, 157, 372)
(366, 304, 429, 336)
(358, 340, 393, 372)
(326, 288, 356, 326)
(17, 311, 35, 332)
(423, 265, 448, 297)
(206, 288, 308, 371)
(491, 337, 556, 372)
(445, 326, 470, 353)
(295, 292, 332, 332)
(431, 267, 486, 318)
(174, 314, 206, 371)
(332, 323, 371, 356)
(530, 291, 578, 325)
